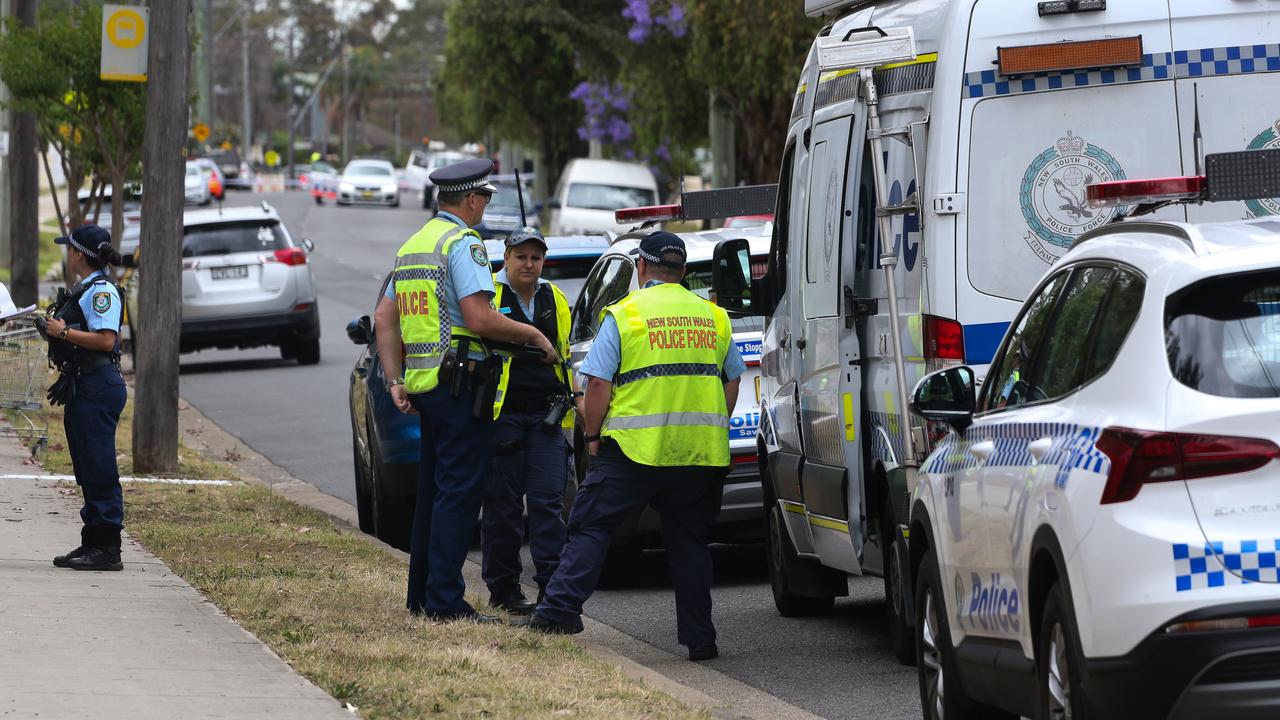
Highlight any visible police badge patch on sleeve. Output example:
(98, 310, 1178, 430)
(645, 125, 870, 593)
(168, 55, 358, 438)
(470, 244, 487, 267)
(92, 291, 112, 314)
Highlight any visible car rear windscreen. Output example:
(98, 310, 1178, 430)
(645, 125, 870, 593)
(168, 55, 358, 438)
(566, 183, 655, 211)
(1166, 269, 1280, 398)
(183, 221, 289, 258)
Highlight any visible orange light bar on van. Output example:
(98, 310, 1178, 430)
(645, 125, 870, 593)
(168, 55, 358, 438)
(997, 36, 1142, 77)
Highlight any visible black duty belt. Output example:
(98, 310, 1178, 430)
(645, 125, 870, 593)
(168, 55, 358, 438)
(79, 353, 117, 372)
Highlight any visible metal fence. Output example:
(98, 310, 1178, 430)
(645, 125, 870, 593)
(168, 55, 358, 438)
(0, 325, 47, 451)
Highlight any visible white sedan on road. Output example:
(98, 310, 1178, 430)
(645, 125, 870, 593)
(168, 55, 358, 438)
(909, 201, 1280, 719)
(337, 159, 399, 207)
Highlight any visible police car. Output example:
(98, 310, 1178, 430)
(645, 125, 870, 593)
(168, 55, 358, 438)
(908, 163, 1280, 719)
(568, 226, 770, 562)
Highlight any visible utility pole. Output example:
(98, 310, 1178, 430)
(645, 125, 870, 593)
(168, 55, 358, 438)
(135, 0, 192, 474)
(240, 0, 251, 156)
(0, 0, 11, 270)
(194, 0, 211, 127)
(341, 36, 350, 165)
(9, 0, 37, 306)
(285, 23, 295, 181)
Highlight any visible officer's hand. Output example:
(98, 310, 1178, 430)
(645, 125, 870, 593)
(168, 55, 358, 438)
(534, 333, 559, 364)
(391, 384, 416, 415)
(588, 439, 600, 457)
(45, 317, 66, 338)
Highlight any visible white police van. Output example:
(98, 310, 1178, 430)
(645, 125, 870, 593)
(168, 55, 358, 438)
(707, 0, 1280, 665)
(908, 155, 1280, 719)
(567, 225, 771, 566)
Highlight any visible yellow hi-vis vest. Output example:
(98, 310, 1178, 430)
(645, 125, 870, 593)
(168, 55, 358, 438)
(491, 279, 574, 427)
(602, 282, 732, 467)
(394, 218, 482, 394)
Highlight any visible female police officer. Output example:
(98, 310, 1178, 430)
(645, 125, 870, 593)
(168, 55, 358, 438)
(43, 224, 128, 572)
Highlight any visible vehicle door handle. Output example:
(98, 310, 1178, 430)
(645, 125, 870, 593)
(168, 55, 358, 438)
(1028, 437, 1053, 462)
(969, 440, 995, 462)
(796, 337, 806, 350)
(780, 333, 790, 349)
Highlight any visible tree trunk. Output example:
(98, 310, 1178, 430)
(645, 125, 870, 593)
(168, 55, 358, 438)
(8, 0, 38, 306)
(133, 0, 192, 474)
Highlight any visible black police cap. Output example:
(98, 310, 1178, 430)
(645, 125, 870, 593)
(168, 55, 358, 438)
(430, 158, 498, 194)
(629, 231, 687, 269)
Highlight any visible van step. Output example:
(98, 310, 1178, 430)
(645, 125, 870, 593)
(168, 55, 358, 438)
(875, 191, 919, 217)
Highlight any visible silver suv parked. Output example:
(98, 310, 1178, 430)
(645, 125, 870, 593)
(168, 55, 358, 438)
(126, 203, 321, 364)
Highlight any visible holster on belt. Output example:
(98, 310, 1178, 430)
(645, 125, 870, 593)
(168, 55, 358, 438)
(448, 338, 471, 397)
(470, 354, 502, 419)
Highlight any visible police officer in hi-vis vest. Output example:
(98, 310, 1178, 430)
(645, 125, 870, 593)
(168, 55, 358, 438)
(374, 159, 557, 622)
(516, 232, 744, 662)
(482, 226, 577, 615)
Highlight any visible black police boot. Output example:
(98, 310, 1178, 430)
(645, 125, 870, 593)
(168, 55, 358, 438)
(52, 545, 87, 568)
(489, 587, 537, 615)
(687, 644, 719, 662)
(511, 612, 579, 635)
(66, 545, 123, 572)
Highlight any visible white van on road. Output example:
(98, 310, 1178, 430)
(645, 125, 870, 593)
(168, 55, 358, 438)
(707, 0, 1280, 671)
(548, 159, 659, 236)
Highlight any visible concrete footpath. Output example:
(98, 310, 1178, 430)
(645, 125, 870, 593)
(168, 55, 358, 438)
(0, 435, 351, 719)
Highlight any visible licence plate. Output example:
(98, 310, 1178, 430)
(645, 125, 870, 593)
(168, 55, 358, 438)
(210, 266, 248, 281)
(361, 190, 374, 199)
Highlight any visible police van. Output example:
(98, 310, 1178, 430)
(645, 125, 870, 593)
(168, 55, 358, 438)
(706, 0, 1280, 664)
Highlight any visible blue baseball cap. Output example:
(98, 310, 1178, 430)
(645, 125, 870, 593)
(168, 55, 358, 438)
(629, 231, 686, 268)
(55, 224, 112, 258)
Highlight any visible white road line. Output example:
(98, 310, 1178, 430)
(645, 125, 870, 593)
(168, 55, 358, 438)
(0, 474, 233, 486)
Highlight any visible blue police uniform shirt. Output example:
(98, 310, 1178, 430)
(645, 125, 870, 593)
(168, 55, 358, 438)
(78, 270, 122, 333)
(385, 210, 495, 342)
(579, 280, 746, 382)
(494, 267, 548, 321)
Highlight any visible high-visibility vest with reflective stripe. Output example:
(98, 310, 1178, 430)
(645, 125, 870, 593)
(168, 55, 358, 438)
(602, 282, 731, 467)
(490, 279, 574, 426)
(394, 218, 481, 394)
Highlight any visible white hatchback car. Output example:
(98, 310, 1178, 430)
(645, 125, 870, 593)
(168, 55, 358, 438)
(908, 213, 1280, 719)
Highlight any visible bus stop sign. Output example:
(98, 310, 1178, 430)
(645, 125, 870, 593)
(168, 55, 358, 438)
(100, 5, 148, 83)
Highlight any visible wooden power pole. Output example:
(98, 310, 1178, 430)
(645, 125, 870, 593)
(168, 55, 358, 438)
(133, 0, 191, 473)
(8, 0, 37, 306)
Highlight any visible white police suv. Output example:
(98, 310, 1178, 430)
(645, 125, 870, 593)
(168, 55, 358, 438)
(907, 159, 1280, 720)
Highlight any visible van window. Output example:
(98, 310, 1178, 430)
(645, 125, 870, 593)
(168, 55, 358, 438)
(803, 116, 852, 319)
(1028, 265, 1114, 401)
(766, 141, 799, 306)
(981, 271, 1068, 412)
(566, 184, 656, 211)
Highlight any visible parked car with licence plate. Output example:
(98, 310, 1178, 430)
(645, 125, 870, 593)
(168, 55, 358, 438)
(338, 159, 399, 207)
(910, 205, 1280, 719)
(404, 149, 471, 211)
(185, 162, 211, 206)
(123, 203, 320, 365)
(475, 177, 542, 240)
(346, 234, 610, 549)
(192, 158, 225, 201)
(567, 226, 771, 569)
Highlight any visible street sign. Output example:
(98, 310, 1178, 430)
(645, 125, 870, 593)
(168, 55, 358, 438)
(100, 5, 149, 82)
(264, 150, 280, 167)
(193, 123, 210, 143)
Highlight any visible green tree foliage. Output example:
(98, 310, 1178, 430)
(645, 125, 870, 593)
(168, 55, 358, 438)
(438, 0, 588, 191)
(0, 3, 147, 241)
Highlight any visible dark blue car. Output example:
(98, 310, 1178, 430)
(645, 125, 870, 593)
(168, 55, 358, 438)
(347, 234, 610, 550)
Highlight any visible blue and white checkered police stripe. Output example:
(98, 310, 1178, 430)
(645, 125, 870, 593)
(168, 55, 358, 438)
(615, 362, 721, 386)
(920, 422, 1109, 483)
(1173, 539, 1280, 592)
(964, 43, 1280, 99)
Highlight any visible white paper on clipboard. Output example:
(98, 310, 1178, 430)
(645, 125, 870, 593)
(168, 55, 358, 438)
(0, 281, 37, 322)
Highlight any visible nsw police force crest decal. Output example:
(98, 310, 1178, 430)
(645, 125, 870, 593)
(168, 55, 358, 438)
(1019, 131, 1127, 263)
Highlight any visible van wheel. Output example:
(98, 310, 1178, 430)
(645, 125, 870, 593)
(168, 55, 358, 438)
(883, 496, 915, 666)
(296, 339, 321, 365)
(766, 502, 834, 616)
(1039, 582, 1087, 720)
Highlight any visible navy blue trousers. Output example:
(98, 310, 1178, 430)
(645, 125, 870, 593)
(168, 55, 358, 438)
(481, 412, 569, 596)
(406, 384, 495, 616)
(536, 441, 722, 647)
(63, 365, 127, 546)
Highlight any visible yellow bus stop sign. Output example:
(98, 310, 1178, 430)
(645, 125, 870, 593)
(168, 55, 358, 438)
(101, 5, 149, 82)
(193, 123, 210, 143)
(265, 150, 280, 168)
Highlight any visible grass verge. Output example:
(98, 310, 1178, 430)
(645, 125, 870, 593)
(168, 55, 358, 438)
(126, 482, 701, 719)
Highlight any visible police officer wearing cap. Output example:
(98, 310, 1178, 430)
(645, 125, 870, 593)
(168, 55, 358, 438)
(374, 159, 558, 622)
(482, 226, 577, 614)
(516, 231, 745, 662)
(43, 225, 128, 571)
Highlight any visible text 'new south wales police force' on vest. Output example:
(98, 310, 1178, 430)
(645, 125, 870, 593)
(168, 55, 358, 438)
(646, 315, 720, 351)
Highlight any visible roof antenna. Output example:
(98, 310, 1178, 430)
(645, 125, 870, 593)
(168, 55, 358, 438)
(515, 168, 528, 227)
(1193, 82, 1204, 177)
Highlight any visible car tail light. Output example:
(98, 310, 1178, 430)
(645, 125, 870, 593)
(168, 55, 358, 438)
(293, 303, 313, 312)
(1096, 428, 1280, 504)
(733, 453, 758, 466)
(923, 314, 965, 363)
(182, 259, 200, 270)
(1167, 614, 1280, 633)
(267, 247, 308, 266)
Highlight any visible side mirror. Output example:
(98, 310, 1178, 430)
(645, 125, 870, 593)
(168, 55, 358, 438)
(910, 366, 977, 433)
(301, 238, 315, 253)
(710, 238, 758, 315)
(346, 315, 373, 345)
(546, 198, 562, 210)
